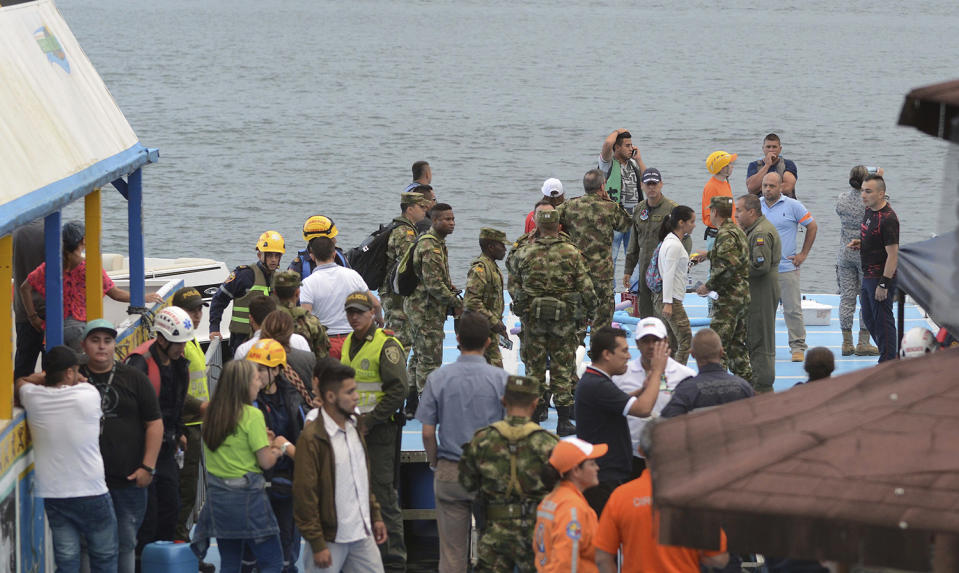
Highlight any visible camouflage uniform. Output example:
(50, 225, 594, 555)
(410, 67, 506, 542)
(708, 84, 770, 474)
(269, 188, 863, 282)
(381, 211, 421, 354)
(404, 228, 462, 391)
(624, 195, 692, 318)
(513, 222, 594, 408)
(706, 217, 753, 382)
(459, 376, 559, 573)
(273, 271, 331, 362)
(744, 215, 781, 393)
(465, 228, 509, 367)
(557, 193, 631, 330)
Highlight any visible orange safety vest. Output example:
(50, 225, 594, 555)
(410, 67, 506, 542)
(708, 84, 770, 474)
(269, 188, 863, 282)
(128, 339, 161, 395)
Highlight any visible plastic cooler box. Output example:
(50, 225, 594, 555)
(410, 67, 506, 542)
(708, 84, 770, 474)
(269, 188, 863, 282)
(801, 299, 832, 326)
(141, 541, 197, 573)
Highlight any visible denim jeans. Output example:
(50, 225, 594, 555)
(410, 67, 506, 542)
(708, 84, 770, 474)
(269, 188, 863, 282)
(220, 536, 283, 573)
(45, 493, 118, 573)
(861, 277, 897, 362)
(111, 487, 147, 573)
(611, 229, 630, 288)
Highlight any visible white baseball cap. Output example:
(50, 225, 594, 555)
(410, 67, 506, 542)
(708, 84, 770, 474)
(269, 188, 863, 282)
(635, 317, 668, 340)
(541, 178, 564, 197)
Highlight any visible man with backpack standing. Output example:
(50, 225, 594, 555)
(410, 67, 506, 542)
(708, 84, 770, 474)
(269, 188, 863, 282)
(622, 168, 690, 318)
(381, 192, 432, 354)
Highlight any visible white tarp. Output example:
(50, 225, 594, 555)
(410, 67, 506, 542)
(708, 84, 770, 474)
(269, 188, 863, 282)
(0, 0, 137, 204)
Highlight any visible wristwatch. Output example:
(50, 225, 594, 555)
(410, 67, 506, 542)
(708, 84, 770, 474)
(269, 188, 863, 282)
(281, 442, 292, 456)
(139, 464, 156, 476)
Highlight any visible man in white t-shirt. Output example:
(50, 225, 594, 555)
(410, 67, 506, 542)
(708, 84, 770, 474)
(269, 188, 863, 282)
(16, 345, 119, 572)
(611, 317, 695, 477)
(300, 236, 382, 359)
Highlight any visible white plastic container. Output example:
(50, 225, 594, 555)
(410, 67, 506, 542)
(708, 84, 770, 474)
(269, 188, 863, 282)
(801, 299, 833, 326)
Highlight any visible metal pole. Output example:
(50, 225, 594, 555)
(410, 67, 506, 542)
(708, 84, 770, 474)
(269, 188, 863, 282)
(0, 235, 12, 418)
(44, 212, 64, 348)
(85, 189, 103, 320)
(127, 169, 144, 309)
(897, 288, 905, 356)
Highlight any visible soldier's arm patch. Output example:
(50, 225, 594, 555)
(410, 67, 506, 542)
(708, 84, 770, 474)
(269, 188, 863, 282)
(384, 344, 402, 365)
(224, 272, 236, 284)
(754, 237, 765, 246)
(406, 229, 415, 236)
(433, 248, 442, 254)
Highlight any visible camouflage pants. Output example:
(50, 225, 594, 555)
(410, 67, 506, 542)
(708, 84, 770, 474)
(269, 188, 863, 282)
(522, 319, 578, 407)
(383, 293, 412, 354)
(654, 293, 691, 366)
(591, 274, 615, 331)
(836, 251, 868, 332)
(407, 308, 446, 392)
(711, 299, 753, 382)
(475, 520, 537, 573)
(484, 334, 503, 368)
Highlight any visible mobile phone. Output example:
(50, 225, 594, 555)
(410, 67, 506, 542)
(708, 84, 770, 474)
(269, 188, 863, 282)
(499, 334, 513, 350)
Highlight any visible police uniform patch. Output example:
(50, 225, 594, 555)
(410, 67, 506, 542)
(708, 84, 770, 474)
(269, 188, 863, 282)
(360, 359, 371, 371)
(225, 272, 236, 283)
(566, 520, 583, 540)
(639, 209, 649, 221)
(384, 344, 402, 364)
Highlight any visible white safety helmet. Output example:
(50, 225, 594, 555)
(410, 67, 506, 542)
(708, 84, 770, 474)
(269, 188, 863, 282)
(899, 327, 937, 359)
(154, 306, 196, 343)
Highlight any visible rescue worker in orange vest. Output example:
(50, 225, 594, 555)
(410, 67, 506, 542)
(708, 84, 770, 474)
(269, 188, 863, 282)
(341, 290, 409, 571)
(533, 437, 606, 573)
(124, 306, 196, 561)
(210, 230, 285, 355)
(288, 215, 350, 279)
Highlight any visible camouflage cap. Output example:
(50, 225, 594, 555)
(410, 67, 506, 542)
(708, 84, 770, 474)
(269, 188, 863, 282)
(274, 270, 301, 288)
(401, 192, 432, 208)
(709, 195, 734, 210)
(535, 209, 559, 224)
(479, 227, 508, 244)
(344, 290, 374, 312)
(505, 375, 540, 396)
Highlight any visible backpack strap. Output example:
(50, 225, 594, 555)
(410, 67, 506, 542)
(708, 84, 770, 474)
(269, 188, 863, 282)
(490, 420, 547, 499)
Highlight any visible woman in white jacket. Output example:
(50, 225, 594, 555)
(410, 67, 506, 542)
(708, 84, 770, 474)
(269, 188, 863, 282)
(656, 205, 697, 365)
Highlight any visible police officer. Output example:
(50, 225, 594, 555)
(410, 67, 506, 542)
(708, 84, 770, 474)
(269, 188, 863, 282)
(736, 194, 781, 392)
(209, 230, 285, 355)
(695, 196, 752, 382)
(464, 228, 509, 368)
(272, 270, 330, 361)
(340, 291, 409, 572)
(513, 207, 594, 436)
(459, 375, 559, 573)
(288, 215, 349, 280)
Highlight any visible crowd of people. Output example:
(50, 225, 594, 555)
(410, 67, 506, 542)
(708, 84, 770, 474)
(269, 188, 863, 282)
(11, 127, 937, 573)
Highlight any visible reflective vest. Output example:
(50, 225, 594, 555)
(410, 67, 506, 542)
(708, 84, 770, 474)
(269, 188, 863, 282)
(340, 328, 395, 414)
(184, 338, 209, 426)
(129, 339, 161, 395)
(229, 263, 272, 336)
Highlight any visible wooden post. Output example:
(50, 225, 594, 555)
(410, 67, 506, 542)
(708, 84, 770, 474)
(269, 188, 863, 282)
(85, 189, 103, 320)
(0, 235, 12, 419)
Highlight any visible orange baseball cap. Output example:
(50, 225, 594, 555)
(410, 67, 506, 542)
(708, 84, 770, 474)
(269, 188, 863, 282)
(549, 437, 608, 474)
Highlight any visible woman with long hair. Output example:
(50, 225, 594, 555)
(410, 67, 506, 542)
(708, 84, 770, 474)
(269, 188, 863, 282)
(655, 205, 697, 364)
(261, 310, 316, 405)
(533, 437, 607, 572)
(191, 359, 289, 573)
(836, 166, 880, 356)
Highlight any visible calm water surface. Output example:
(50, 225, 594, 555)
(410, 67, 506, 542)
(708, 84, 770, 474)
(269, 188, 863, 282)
(57, 0, 959, 293)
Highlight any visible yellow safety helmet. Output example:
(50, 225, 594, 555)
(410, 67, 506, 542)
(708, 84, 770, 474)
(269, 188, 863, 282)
(257, 230, 286, 254)
(302, 215, 338, 242)
(706, 151, 738, 175)
(246, 338, 287, 368)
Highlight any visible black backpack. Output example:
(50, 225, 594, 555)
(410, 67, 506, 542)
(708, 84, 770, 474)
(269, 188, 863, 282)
(345, 220, 413, 290)
(391, 233, 434, 296)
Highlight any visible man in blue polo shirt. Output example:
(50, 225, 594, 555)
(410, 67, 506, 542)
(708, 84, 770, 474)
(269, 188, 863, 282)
(574, 326, 665, 516)
(761, 172, 818, 362)
(746, 133, 799, 197)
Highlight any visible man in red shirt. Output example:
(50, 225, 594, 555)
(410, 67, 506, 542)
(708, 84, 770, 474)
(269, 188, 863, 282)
(525, 178, 566, 233)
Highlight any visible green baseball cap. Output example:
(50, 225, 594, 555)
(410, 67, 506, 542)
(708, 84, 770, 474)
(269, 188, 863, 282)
(83, 318, 117, 340)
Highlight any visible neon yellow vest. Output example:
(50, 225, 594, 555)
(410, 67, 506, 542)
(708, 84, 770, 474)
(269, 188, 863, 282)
(229, 264, 272, 335)
(341, 329, 395, 414)
(183, 338, 209, 426)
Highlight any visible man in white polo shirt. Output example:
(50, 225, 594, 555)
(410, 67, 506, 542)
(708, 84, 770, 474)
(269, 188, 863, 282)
(611, 317, 695, 477)
(300, 235, 383, 359)
(16, 345, 119, 572)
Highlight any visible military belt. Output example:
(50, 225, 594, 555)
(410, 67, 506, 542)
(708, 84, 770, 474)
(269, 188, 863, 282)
(486, 502, 534, 520)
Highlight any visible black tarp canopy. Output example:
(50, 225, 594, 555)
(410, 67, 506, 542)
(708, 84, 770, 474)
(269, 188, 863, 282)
(897, 231, 959, 338)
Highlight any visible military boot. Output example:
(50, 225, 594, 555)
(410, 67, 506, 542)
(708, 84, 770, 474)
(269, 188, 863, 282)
(855, 329, 879, 356)
(841, 330, 855, 356)
(556, 406, 576, 437)
(533, 398, 549, 423)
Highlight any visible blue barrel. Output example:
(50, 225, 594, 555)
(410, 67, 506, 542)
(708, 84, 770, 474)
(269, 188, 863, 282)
(141, 541, 198, 573)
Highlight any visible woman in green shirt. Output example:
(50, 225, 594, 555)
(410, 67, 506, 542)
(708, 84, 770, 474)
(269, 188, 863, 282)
(190, 360, 291, 573)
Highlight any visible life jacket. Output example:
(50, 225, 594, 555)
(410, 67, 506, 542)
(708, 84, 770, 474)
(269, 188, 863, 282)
(128, 339, 161, 395)
(183, 338, 209, 426)
(489, 420, 549, 500)
(229, 263, 272, 336)
(340, 328, 399, 414)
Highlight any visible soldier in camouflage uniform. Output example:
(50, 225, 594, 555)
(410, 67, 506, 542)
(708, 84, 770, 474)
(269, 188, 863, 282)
(271, 270, 331, 362)
(382, 192, 431, 354)
(622, 168, 692, 317)
(459, 375, 559, 573)
(465, 228, 509, 367)
(696, 196, 753, 382)
(513, 208, 594, 436)
(404, 203, 463, 396)
(557, 169, 632, 331)
(736, 194, 782, 392)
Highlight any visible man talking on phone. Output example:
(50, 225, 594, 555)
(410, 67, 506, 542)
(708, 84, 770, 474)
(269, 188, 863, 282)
(599, 129, 647, 287)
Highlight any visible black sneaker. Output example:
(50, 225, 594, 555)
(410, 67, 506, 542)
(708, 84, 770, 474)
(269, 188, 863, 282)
(199, 561, 216, 573)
